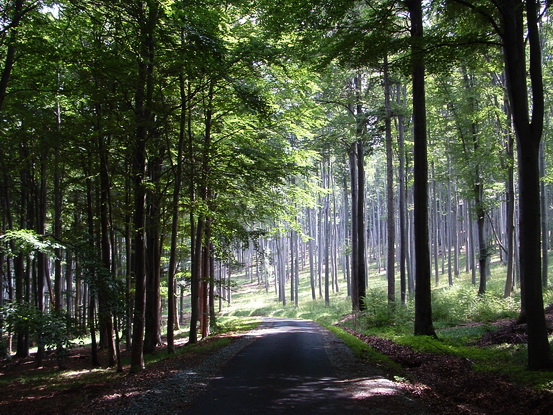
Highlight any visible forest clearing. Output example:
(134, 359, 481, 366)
(2, 1, 553, 413)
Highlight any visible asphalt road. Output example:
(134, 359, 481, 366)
(181, 318, 399, 414)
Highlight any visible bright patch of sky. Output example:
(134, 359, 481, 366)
(41, 3, 60, 19)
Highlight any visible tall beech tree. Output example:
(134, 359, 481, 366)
(497, 0, 552, 369)
(129, 0, 160, 373)
(407, 0, 436, 337)
(443, 0, 552, 368)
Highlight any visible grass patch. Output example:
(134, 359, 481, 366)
(325, 325, 403, 375)
(215, 316, 262, 334)
(391, 333, 553, 388)
(221, 271, 353, 326)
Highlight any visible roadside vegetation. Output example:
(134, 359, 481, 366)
(221, 258, 553, 391)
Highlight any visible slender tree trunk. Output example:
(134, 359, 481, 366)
(356, 139, 367, 309)
(209, 243, 216, 331)
(290, 230, 295, 304)
(540, 140, 548, 287)
(200, 241, 210, 339)
(294, 229, 300, 307)
(189, 216, 204, 344)
(349, 145, 359, 310)
(97, 116, 116, 366)
(308, 208, 316, 300)
(432, 165, 440, 285)
(476, 189, 487, 295)
(397, 85, 408, 304)
(15, 153, 29, 357)
(499, 0, 551, 369)
(130, 1, 159, 373)
(167, 75, 186, 353)
(144, 152, 163, 354)
(504, 108, 516, 297)
(86, 169, 100, 367)
(324, 161, 331, 306)
(408, 0, 436, 337)
(35, 145, 48, 367)
(342, 176, 352, 296)
(384, 57, 396, 305)
(467, 201, 477, 285)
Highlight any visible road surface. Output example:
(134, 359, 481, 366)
(181, 318, 430, 415)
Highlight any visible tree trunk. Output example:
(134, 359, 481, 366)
(189, 216, 204, 344)
(167, 74, 186, 353)
(200, 242, 210, 339)
(86, 169, 100, 367)
(356, 139, 367, 309)
(397, 85, 408, 304)
(144, 151, 163, 354)
(15, 152, 29, 357)
(384, 57, 396, 305)
(408, 0, 436, 337)
(130, 1, 159, 373)
(324, 160, 331, 306)
(540, 140, 548, 287)
(349, 145, 359, 310)
(308, 208, 316, 300)
(97, 117, 116, 366)
(499, 0, 552, 369)
(35, 145, 48, 366)
(504, 99, 516, 297)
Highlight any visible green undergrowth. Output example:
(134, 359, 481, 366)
(215, 316, 262, 333)
(346, 275, 553, 390)
(325, 325, 403, 376)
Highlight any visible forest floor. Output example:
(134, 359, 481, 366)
(2, 311, 553, 414)
(339, 317, 553, 415)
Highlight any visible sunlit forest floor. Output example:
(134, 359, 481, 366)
(2, 259, 553, 414)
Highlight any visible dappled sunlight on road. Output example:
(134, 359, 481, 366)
(245, 317, 323, 337)
(341, 376, 406, 398)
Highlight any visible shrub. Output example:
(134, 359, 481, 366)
(361, 288, 412, 328)
(2, 302, 75, 369)
(432, 285, 519, 327)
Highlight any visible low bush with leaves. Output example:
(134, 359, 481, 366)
(432, 285, 519, 326)
(2, 302, 76, 369)
(361, 288, 412, 327)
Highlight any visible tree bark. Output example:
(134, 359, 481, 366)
(130, 0, 159, 373)
(349, 145, 359, 310)
(498, 0, 552, 369)
(167, 74, 187, 353)
(397, 85, 408, 304)
(97, 109, 116, 366)
(540, 140, 548, 287)
(384, 57, 396, 305)
(407, 0, 436, 337)
(356, 139, 367, 309)
(144, 151, 163, 354)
